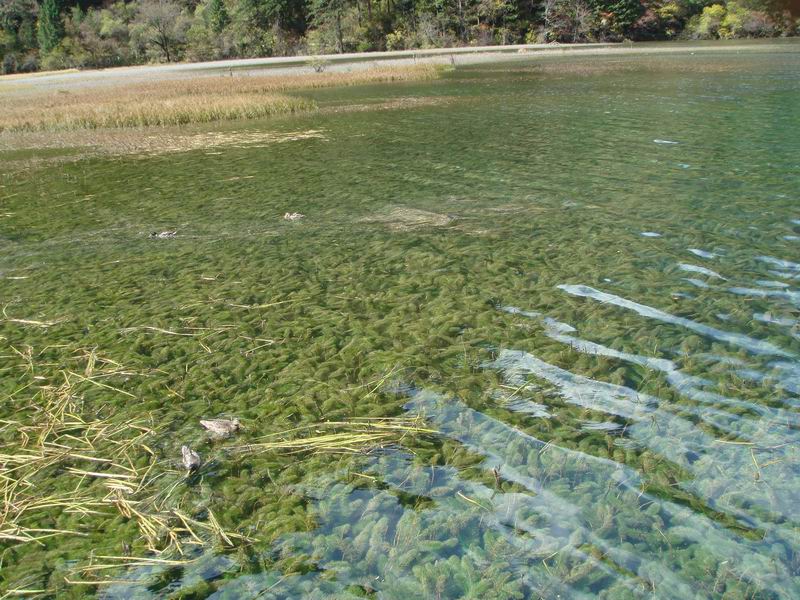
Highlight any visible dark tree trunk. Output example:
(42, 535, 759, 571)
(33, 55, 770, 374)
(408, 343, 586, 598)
(336, 10, 343, 52)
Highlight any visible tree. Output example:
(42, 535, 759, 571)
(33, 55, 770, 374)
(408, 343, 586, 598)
(207, 0, 228, 33)
(65, 3, 134, 67)
(130, 0, 189, 61)
(1, 0, 37, 67)
(1, 0, 38, 47)
(1, 0, 798, 74)
(588, 0, 643, 36)
(225, 0, 276, 56)
(309, 0, 349, 52)
(540, 0, 597, 41)
(37, 0, 63, 53)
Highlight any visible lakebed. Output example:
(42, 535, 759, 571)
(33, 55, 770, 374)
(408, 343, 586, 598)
(1, 40, 800, 598)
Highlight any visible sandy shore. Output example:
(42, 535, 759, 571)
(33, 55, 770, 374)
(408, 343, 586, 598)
(3, 38, 798, 93)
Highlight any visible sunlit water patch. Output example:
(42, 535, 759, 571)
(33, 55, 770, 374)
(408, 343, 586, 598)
(677, 263, 726, 279)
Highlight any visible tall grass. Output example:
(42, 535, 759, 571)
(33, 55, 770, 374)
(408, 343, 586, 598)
(5, 94, 315, 132)
(0, 65, 442, 133)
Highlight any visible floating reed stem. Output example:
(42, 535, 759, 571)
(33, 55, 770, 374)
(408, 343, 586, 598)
(1, 344, 435, 591)
(0, 349, 243, 563)
(229, 416, 435, 456)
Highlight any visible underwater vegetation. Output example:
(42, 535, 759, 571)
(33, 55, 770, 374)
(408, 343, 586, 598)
(1, 47, 800, 597)
(0, 347, 433, 590)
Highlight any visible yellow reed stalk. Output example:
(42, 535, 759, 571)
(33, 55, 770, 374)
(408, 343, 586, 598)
(230, 417, 434, 456)
(0, 64, 442, 132)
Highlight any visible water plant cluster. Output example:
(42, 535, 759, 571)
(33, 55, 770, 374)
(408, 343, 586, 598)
(1, 49, 800, 597)
(0, 344, 432, 594)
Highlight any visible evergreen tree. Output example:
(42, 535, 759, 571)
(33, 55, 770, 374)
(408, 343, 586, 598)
(37, 0, 63, 53)
(588, 0, 643, 34)
(207, 0, 229, 34)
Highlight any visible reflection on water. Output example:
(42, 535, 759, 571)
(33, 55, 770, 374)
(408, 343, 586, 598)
(558, 285, 794, 357)
(677, 263, 725, 279)
(2, 42, 800, 598)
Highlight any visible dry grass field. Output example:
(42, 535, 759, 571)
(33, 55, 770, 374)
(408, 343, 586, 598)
(0, 64, 442, 132)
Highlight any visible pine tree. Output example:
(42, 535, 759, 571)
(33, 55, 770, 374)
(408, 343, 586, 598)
(37, 0, 63, 54)
(207, 0, 229, 34)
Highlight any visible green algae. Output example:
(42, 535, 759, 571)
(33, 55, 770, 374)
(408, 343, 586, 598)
(2, 43, 800, 597)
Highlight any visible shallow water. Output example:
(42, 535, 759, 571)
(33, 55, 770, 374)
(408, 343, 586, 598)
(2, 42, 800, 598)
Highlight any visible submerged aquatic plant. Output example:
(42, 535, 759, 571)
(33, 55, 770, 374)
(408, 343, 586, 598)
(0, 347, 250, 590)
(0, 343, 436, 593)
(2, 48, 800, 598)
(0, 353, 155, 547)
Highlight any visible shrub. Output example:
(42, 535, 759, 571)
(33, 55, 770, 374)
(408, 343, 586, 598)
(628, 8, 664, 39)
(40, 36, 84, 69)
(385, 29, 407, 51)
(719, 1, 746, 36)
(689, 3, 726, 37)
(739, 6, 778, 36)
(63, 5, 133, 68)
(686, 1, 779, 38)
(307, 55, 330, 72)
(17, 50, 39, 71)
(2, 51, 17, 73)
(185, 8, 218, 61)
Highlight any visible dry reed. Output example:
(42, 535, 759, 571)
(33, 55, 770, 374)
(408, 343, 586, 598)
(0, 348, 244, 562)
(1, 93, 312, 132)
(228, 417, 436, 456)
(0, 65, 442, 133)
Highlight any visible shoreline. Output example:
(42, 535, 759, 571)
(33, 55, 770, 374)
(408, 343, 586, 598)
(2, 38, 798, 92)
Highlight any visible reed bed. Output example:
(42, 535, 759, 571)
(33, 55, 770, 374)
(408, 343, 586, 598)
(0, 93, 313, 133)
(139, 64, 442, 96)
(0, 64, 442, 133)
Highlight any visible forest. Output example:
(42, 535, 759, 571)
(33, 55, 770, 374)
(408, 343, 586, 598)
(1, 0, 798, 74)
